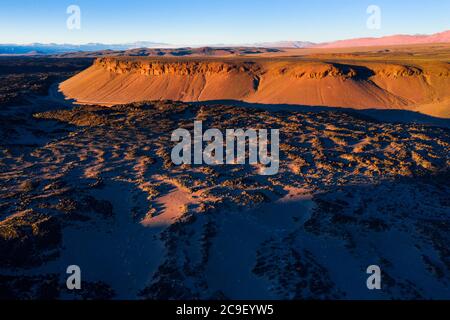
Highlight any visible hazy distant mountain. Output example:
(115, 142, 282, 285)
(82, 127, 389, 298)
(250, 41, 315, 48)
(316, 30, 450, 48)
(0, 42, 170, 55)
(1, 30, 449, 55)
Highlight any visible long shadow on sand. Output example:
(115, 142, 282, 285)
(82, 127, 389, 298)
(193, 100, 450, 129)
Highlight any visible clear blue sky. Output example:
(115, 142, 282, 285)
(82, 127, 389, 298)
(0, 0, 449, 45)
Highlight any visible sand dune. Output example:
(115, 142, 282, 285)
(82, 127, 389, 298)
(60, 47, 450, 118)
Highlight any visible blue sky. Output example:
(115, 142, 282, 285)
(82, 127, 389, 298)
(0, 0, 449, 45)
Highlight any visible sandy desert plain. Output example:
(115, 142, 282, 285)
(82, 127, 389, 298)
(1, 43, 450, 299)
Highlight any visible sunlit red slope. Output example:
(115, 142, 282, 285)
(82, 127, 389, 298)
(60, 51, 450, 118)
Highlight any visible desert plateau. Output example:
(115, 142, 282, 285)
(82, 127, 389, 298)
(60, 44, 450, 118)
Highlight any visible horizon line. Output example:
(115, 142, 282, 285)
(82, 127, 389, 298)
(1, 29, 449, 47)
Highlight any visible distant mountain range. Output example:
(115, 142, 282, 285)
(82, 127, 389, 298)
(1, 30, 449, 55)
(0, 42, 170, 55)
(253, 30, 450, 48)
(245, 41, 316, 48)
(316, 30, 450, 48)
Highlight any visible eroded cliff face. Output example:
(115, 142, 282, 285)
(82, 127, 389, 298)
(95, 57, 260, 76)
(60, 57, 450, 117)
